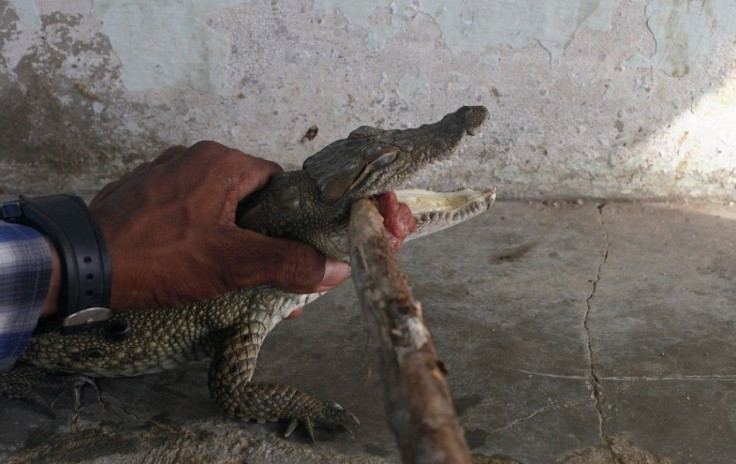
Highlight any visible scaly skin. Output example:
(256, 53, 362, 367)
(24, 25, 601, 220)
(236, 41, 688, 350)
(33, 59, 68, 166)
(1, 106, 494, 439)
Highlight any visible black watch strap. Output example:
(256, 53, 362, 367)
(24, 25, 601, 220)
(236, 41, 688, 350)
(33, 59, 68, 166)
(0, 194, 112, 333)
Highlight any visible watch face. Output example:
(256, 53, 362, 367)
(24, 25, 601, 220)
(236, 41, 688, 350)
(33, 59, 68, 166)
(61, 307, 113, 335)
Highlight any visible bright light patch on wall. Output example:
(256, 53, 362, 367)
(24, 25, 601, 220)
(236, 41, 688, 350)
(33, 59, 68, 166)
(646, 68, 736, 194)
(684, 74, 736, 171)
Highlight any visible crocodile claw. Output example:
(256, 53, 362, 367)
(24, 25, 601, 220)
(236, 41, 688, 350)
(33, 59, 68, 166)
(304, 416, 316, 442)
(284, 418, 299, 438)
(1, 363, 101, 417)
(319, 401, 360, 440)
(282, 401, 360, 442)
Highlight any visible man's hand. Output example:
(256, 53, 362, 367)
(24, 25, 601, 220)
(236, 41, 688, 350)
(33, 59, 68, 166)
(85, 141, 349, 311)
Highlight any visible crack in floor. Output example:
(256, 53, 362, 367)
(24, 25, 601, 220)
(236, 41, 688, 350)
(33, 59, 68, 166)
(511, 368, 736, 382)
(583, 203, 610, 444)
(488, 400, 588, 435)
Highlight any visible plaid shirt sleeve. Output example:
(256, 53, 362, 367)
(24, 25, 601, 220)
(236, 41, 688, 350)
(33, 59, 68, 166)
(0, 220, 52, 372)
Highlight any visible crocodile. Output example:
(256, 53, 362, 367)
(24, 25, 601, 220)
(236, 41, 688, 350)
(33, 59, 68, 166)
(1, 106, 495, 440)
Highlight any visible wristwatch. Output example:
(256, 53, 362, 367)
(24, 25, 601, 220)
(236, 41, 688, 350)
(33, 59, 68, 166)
(0, 194, 112, 333)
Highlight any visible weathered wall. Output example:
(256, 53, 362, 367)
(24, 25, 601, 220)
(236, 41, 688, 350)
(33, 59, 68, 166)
(1, 0, 735, 200)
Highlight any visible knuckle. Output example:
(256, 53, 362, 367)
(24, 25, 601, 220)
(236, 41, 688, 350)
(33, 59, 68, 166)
(222, 146, 247, 158)
(189, 140, 225, 153)
(261, 158, 284, 175)
(219, 148, 251, 168)
(153, 145, 187, 165)
(243, 156, 284, 179)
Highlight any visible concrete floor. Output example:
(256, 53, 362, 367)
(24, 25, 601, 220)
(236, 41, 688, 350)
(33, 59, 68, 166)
(1, 200, 735, 463)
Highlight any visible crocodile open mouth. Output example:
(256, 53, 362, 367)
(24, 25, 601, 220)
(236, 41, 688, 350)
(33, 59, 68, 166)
(396, 188, 496, 238)
(364, 105, 494, 248)
(374, 187, 496, 249)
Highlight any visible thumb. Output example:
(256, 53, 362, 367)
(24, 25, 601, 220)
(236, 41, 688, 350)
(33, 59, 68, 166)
(219, 228, 350, 294)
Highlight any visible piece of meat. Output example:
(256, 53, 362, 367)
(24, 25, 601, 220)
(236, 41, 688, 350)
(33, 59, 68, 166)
(374, 191, 417, 252)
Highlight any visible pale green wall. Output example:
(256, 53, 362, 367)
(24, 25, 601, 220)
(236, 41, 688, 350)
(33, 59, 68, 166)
(1, 0, 735, 200)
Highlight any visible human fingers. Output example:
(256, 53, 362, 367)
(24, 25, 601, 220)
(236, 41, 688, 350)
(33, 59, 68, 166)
(285, 257, 352, 320)
(163, 142, 284, 223)
(286, 306, 304, 320)
(211, 227, 350, 294)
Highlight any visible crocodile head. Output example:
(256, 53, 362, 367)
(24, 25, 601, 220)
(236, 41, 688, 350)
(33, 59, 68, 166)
(302, 106, 490, 205)
(237, 106, 495, 259)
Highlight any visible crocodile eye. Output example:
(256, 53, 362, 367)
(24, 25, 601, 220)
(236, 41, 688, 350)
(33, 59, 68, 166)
(371, 152, 396, 170)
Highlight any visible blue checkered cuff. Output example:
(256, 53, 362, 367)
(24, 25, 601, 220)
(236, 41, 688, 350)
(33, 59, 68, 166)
(0, 220, 53, 371)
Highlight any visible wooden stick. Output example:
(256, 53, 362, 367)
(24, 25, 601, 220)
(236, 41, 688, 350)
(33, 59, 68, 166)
(348, 198, 471, 464)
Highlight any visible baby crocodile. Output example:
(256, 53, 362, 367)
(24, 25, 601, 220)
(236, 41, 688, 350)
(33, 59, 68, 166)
(1, 106, 494, 440)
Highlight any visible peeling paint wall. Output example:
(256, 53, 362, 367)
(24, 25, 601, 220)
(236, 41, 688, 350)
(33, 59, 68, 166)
(1, 0, 735, 200)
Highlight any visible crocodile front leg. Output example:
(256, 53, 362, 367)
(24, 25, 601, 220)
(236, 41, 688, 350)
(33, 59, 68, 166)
(0, 362, 99, 417)
(207, 307, 358, 440)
